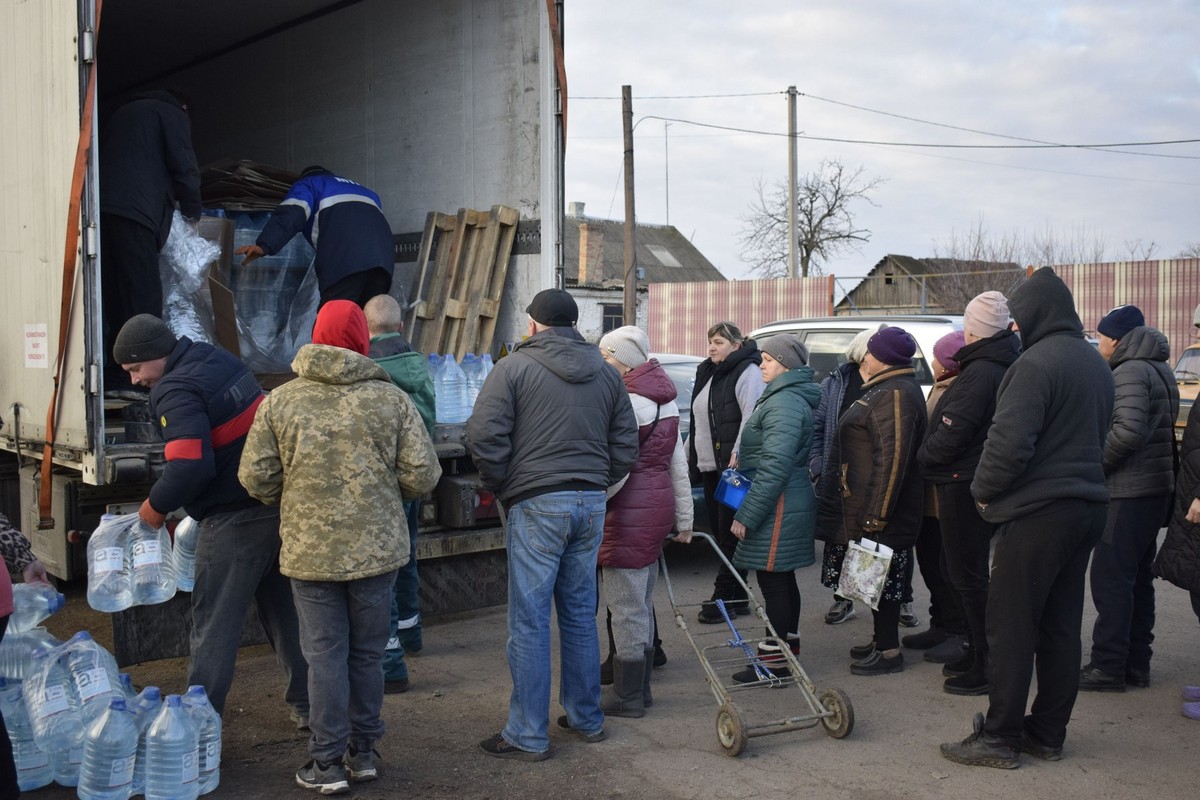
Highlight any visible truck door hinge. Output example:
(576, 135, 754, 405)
(81, 29, 95, 64)
(84, 223, 98, 258)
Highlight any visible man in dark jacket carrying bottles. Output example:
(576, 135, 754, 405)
(114, 314, 309, 724)
(1080, 304, 1178, 692)
(940, 267, 1113, 769)
(467, 288, 638, 761)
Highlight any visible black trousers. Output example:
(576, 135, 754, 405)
(984, 499, 1106, 748)
(319, 267, 393, 308)
(101, 212, 163, 386)
(937, 481, 995, 654)
(914, 513, 965, 633)
(756, 569, 800, 641)
(700, 471, 748, 607)
(1088, 495, 1169, 675)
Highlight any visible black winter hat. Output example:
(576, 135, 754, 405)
(526, 288, 578, 327)
(113, 314, 177, 365)
(1096, 304, 1144, 341)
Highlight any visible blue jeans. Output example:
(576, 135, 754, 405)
(186, 504, 309, 717)
(502, 490, 606, 753)
(383, 502, 422, 682)
(292, 570, 397, 763)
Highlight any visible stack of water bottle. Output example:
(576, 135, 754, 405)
(429, 351, 493, 423)
(3, 627, 222, 796)
(86, 512, 179, 612)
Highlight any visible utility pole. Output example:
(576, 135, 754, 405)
(622, 85, 637, 325)
(787, 85, 798, 279)
(664, 122, 671, 226)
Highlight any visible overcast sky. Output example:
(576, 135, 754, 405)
(563, 1, 1200, 281)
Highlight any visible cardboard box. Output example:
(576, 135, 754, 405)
(196, 217, 241, 358)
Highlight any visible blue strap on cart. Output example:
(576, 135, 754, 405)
(718, 600, 780, 684)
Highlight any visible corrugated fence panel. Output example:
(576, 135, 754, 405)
(1050, 260, 1200, 361)
(649, 278, 833, 356)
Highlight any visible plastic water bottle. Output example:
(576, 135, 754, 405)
(1, 676, 54, 790)
(440, 354, 471, 423)
(64, 632, 121, 724)
(77, 696, 138, 800)
(145, 695, 199, 800)
(118, 673, 137, 705)
(480, 353, 494, 382)
(182, 685, 222, 795)
(8, 583, 66, 633)
(0, 627, 63, 680)
(173, 516, 199, 592)
(461, 353, 483, 408)
(129, 520, 177, 606)
(428, 354, 446, 422)
(88, 514, 134, 612)
(23, 647, 84, 752)
(50, 744, 84, 787)
(131, 686, 162, 797)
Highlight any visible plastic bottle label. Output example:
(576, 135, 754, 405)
(73, 667, 112, 700)
(108, 754, 135, 787)
(131, 539, 163, 567)
(68, 746, 84, 766)
(204, 740, 221, 764)
(94, 547, 124, 574)
(182, 750, 199, 783)
(37, 684, 70, 716)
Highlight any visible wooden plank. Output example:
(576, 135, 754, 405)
(415, 211, 467, 355)
(476, 205, 521, 356)
(456, 206, 509, 359)
(441, 209, 487, 358)
(405, 211, 445, 342)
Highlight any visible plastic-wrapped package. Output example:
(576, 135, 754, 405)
(159, 212, 221, 345)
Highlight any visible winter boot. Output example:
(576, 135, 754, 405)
(601, 657, 646, 718)
(944, 650, 989, 696)
(732, 642, 790, 684)
(600, 612, 616, 685)
(943, 644, 975, 677)
(642, 647, 655, 709)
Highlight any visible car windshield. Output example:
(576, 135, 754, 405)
(1175, 348, 1200, 381)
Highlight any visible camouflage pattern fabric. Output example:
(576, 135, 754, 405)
(239, 344, 442, 581)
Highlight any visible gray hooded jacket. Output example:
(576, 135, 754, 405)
(467, 327, 639, 506)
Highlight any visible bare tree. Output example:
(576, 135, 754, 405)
(927, 217, 1026, 311)
(737, 159, 883, 279)
(1123, 239, 1159, 261)
(1028, 222, 1109, 267)
(1179, 242, 1200, 258)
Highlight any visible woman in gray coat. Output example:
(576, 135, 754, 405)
(728, 334, 820, 683)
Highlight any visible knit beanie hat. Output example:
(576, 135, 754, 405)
(933, 330, 966, 371)
(760, 333, 809, 370)
(312, 300, 370, 356)
(846, 325, 884, 364)
(963, 291, 1011, 338)
(867, 326, 917, 366)
(113, 314, 178, 365)
(1096, 304, 1145, 341)
(599, 325, 650, 370)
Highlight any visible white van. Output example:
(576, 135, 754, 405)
(748, 315, 964, 397)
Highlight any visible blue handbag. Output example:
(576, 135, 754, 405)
(714, 467, 752, 510)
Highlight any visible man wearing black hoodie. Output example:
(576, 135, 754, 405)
(940, 267, 1113, 769)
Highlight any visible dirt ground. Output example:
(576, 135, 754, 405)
(30, 537, 1200, 800)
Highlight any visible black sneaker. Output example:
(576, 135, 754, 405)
(295, 759, 350, 795)
(1125, 667, 1150, 688)
(824, 598, 856, 625)
(479, 732, 550, 761)
(850, 650, 904, 676)
(556, 715, 607, 743)
(943, 650, 974, 678)
(943, 668, 989, 696)
(1079, 664, 1125, 693)
(901, 626, 947, 649)
(1019, 732, 1063, 762)
(697, 602, 735, 624)
(384, 676, 411, 694)
(940, 712, 1019, 770)
(924, 635, 968, 664)
(849, 640, 876, 660)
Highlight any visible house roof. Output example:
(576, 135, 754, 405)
(867, 254, 1020, 277)
(562, 214, 726, 287)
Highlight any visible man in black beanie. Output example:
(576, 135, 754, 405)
(113, 314, 310, 724)
(940, 268, 1113, 769)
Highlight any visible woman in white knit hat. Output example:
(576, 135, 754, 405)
(587, 326, 693, 720)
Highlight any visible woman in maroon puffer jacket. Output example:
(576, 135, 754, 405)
(595, 326, 694, 720)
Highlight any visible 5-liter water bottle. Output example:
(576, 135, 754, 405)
(439, 354, 471, 423)
(131, 686, 162, 797)
(182, 685, 222, 795)
(1, 676, 54, 790)
(173, 516, 199, 592)
(88, 514, 134, 612)
(461, 353, 483, 408)
(24, 646, 84, 752)
(8, 583, 66, 633)
(480, 352, 494, 382)
(428, 354, 447, 422)
(145, 695, 199, 800)
(129, 519, 177, 606)
(77, 696, 138, 800)
(0, 626, 63, 680)
(118, 673, 137, 705)
(50, 744, 84, 787)
(64, 631, 121, 724)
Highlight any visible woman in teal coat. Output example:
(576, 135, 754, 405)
(730, 333, 821, 682)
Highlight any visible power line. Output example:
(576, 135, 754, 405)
(572, 91, 783, 100)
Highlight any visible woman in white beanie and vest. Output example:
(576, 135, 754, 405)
(587, 326, 693, 720)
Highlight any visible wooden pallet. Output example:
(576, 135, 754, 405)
(407, 205, 519, 359)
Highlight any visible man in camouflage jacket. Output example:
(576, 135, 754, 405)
(240, 300, 441, 793)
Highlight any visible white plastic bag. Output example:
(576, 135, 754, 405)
(837, 537, 894, 611)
